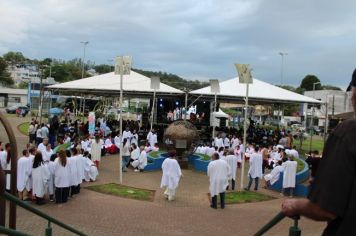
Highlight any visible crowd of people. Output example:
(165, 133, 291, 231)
(0, 139, 98, 205)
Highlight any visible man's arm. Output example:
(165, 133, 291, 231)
(282, 198, 336, 222)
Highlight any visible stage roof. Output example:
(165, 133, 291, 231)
(190, 77, 322, 104)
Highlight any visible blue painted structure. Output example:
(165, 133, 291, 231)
(189, 154, 210, 172)
(269, 157, 310, 197)
(144, 152, 169, 171)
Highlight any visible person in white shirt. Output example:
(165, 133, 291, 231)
(223, 137, 231, 149)
(222, 149, 238, 191)
(122, 138, 131, 172)
(83, 151, 98, 182)
(208, 152, 230, 209)
(17, 149, 31, 200)
(282, 155, 298, 197)
(263, 160, 284, 188)
(245, 146, 263, 191)
(206, 145, 215, 158)
(53, 150, 71, 203)
(160, 150, 182, 201)
(1, 143, 11, 191)
(132, 146, 148, 172)
(234, 145, 242, 168)
(231, 135, 241, 150)
(214, 136, 224, 149)
(147, 129, 157, 148)
(32, 152, 50, 205)
(114, 133, 122, 150)
(122, 127, 132, 144)
(90, 135, 103, 168)
(126, 143, 140, 168)
(41, 143, 53, 162)
(37, 138, 49, 153)
(41, 123, 49, 140)
(131, 130, 138, 146)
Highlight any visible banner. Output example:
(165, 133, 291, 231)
(235, 64, 253, 84)
(88, 112, 95, 135)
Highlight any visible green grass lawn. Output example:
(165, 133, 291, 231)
(223, 191, 274, 204)
(295, 157, 306, 172)
(299, 135, 325, 155)
(85, 183, 155, 201)
(197, 153, 211, 161)
(18, 122, 29, 135)
(149, 151, 166, 158)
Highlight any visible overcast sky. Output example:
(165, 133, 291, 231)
(1, 0, 355, 88)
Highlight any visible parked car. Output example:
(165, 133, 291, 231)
(5, 105, 29, 116)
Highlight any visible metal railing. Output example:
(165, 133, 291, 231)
(254, 212, 301, 236)
(1, 192, 86, 236)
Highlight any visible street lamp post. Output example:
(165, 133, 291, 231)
(279, 52, 288, 86)
(115, 56, 132, 184)
(309, 82, 321, 152)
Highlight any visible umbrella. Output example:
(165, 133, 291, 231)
(50, 107, 64, 115)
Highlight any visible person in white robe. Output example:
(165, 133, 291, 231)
(67, 150, 79, 197)
(207, 152, 230, 209)
(17, 149, 31, 200)
(32, 152, 50, 205)
(223, 137, 231, 149)
(132, 146, 147, 172)
(122, 127, 132, 144)
(53, 150, 71, 203)
(263, 160, 284, 188)
(70, 148, 84, 195)
(282, 155, 298, 197)
(114, 134, 122, 150)
(126, 143, 140, 168)
(160, 150, 182, 201)
(41, 143, 53, 162)
(83, 151, 98, 182)
(37, 138, 49, 153)
(47, 154, 56, 201)
(147, 129, 158, 148)
(245, 146, 263, 191)
(131, 130, 138, 146)
(214, 136, 224, 149)
(231, 135, 241, 150)
(206, 145, 215, 158)
(222, 149, 238, 191)
(234, 145, 242, 168)
(90, 136, 103, 168)
(1, 143, 12, 190)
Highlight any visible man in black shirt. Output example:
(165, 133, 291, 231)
(282, 69, 356, 235)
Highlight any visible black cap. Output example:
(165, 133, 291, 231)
(347, 68, 356, 91)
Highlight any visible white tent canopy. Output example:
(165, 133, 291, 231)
(190, 77, 322, 104)
(47, 71, 183, 96)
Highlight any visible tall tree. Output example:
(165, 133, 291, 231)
(0, 57, 13, 86)
(300, 75, 321, 91)
(3, 51, 27, 64)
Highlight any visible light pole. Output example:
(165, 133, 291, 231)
(309, 81, 321, 152)
(115, 56, 132, 184)
(279, 52, 288, 86)
(80, 41, 89, 79)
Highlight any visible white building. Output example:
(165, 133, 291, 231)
(0, 87, 28, 107)
(8, 64, 41, 85)
(302, 90, 353, 127)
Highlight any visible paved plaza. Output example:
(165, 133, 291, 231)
(0, 115, 325, 235)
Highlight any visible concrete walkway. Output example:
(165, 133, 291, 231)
(0, 114, 325, 235)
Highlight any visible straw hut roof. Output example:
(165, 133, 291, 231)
(164, 120, 199, 141)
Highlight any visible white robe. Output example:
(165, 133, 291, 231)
(131, 134, 138, 146)
(27, 155, 34, 190)
(231, 138, 240, 149)
(67, 157, 79, 186)
(17, 156, 31, 192)
(84, 158, 98, 182)
(214, 138, 224, 149)
(114, 136, 121, 149)
(104, 138, 113, 148)
(46, 161, 55, 195)
(42, 149, 53, 162)
(32, 164, 50, 198)
(53, 158, 71, 188)
(132, 150, 147, 170)
(130, 148, 140, 160)
(207, 159, 230, 196)
(160, 158, 182, 190)
(38, 143, 46, 153)
(248, 153, 263, 179)
(282, 160, 297, 188)
(122, 131, 132, 143)
(264, 165, 284, 185)
(90, 139, 103, 162)
(222, 155, 238, 180)
(147, 132, 157, 147)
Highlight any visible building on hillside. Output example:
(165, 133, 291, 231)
(0, 87, 27, 107)
(8, 64, 41, 85)
(302, 90, 353, 128)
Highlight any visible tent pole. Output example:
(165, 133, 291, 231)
(212, 92, 217, 139)
(240, 82, 249, 190)
(119, 70, 123, 184)
(150, 89, 156, 131)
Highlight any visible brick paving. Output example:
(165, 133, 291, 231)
(0, 113, 325, 235)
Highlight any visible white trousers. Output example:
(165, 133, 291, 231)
(164, 187, 176, 201)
